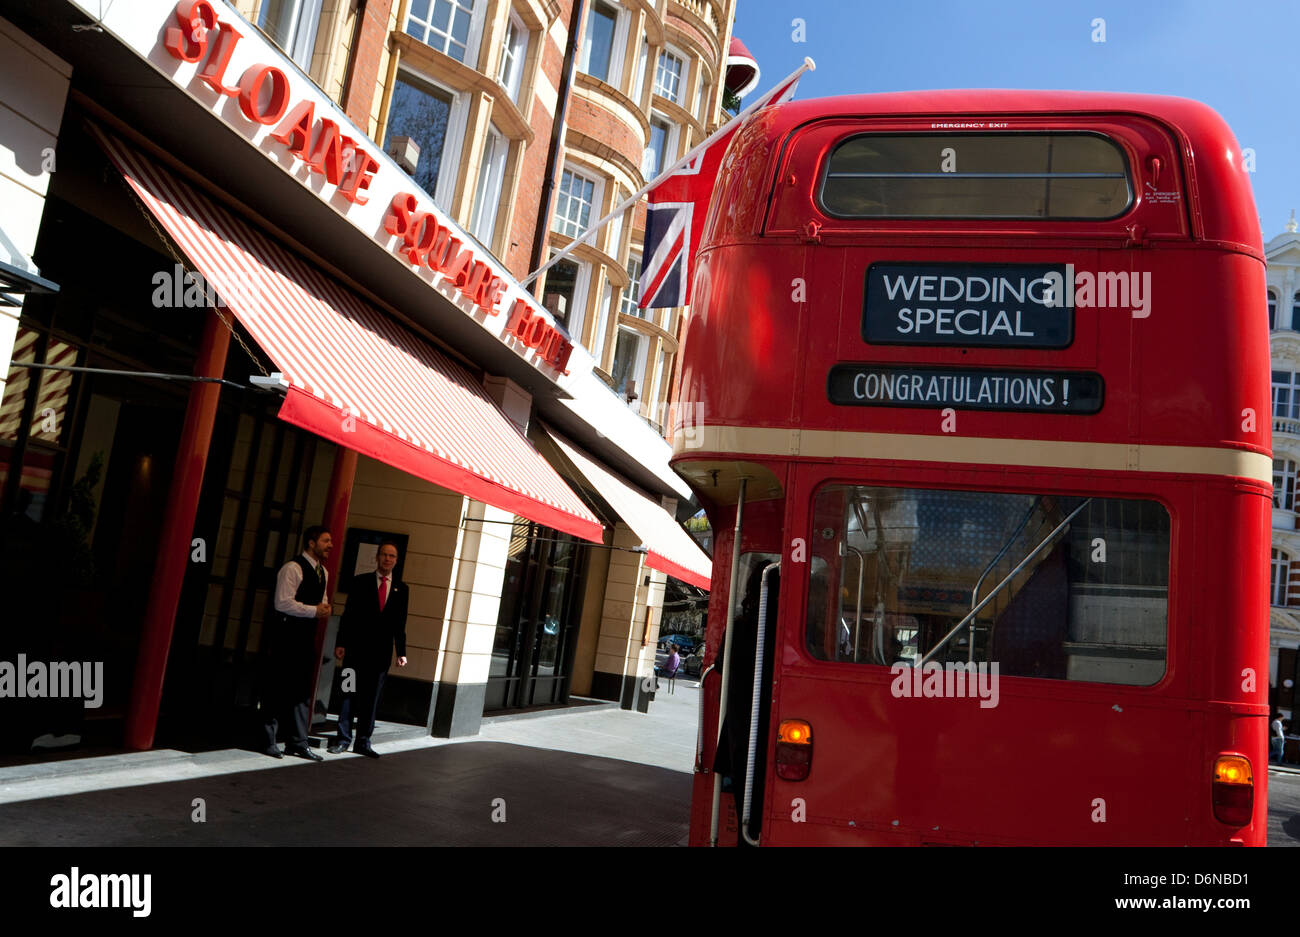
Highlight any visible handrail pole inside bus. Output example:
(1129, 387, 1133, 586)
(848, 499, 884, 662)
(710, 476, 747, 847)
(742, 560, 780, 847)
(695, 663, 715, 772)
(845, 545, 864, 662)
(920, 499, 1092, 667)
(968, 498, 1042, 661)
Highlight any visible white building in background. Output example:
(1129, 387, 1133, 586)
(1266, 212, 1300, 710)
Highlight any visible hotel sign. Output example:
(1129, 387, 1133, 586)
(76, 0, 575, 375)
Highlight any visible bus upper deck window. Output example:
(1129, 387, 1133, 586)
(819, 133, 1132, 220)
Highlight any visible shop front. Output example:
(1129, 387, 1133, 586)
(1, 0, 710, 754)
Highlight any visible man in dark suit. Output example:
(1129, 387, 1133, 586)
(262, 525, 333, 760)
(328, 540, 408, 758)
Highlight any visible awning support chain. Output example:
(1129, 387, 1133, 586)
(7, 360, 250, 389)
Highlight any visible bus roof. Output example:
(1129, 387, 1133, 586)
(737, 89, 1261, 252)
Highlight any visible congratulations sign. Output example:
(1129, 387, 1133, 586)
(828, 365, 1104, 414)
(863, 263, 1074, 348)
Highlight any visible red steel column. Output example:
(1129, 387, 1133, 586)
(124, 308, 230, 750)
(311, 447, 358, 709)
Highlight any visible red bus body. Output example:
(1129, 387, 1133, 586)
(675, 91, 1270, 846)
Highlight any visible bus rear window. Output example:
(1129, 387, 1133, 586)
(819, 133, 1132, 220)
(806, 485, 1169, 687)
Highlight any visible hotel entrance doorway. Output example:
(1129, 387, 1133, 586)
(486, 520, 588, 710)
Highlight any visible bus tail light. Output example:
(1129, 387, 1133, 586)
(1212, 755, 1253, 827)
(776, 719, 812, 781)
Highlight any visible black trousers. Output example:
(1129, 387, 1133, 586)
(261, 617, 317, 751)
(335, 662, 387, 746)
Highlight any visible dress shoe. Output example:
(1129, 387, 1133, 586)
(262, 747, 284, 759)
(355, 743, 380, 759)
(327, 740, 349, 754)
(286, 746, 324, 762)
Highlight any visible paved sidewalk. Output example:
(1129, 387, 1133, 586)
(0, 685, 702, 845)
(477, 682, 699, 773)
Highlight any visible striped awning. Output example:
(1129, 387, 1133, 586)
(94, 130, 603, 543)
(544, 428, 711, 590)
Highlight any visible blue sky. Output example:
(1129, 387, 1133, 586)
(732, 0, 1298, 237)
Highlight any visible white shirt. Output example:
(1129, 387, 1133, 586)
(274, 552, 328, 618)
(1273, 718, 1285, 741)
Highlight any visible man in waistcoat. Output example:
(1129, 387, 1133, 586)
(328, 540, 408, 758)
(260, 525, 333, 760)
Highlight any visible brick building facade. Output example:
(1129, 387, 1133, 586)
(0, 0, 729, 756)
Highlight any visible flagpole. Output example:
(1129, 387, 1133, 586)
(520, 57, 815, 289)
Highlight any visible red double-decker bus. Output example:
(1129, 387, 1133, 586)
(675, 91, 1270, 846)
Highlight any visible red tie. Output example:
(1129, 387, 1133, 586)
(378, 576, 388, 611)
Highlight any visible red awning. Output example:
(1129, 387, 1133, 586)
(544, 428, 711, 590)
(95, 130, 603, 544)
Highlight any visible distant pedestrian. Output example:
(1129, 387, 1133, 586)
(1271, 712, 1285, 764)
(663, 647, 682, 694)
(260, 526, 333, 761)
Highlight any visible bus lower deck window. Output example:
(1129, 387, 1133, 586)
(805, 485, 1169, 687)
(819, 133, 1132, 220)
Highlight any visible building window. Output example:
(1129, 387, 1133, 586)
(633, 40, 649, 102)
(470, 125, 507, 246)
(552, 168, 599, 239)
(1274, 549, 1292, 606)
(497, 10, 528, 102)
(1269, 291, 1278, 330)
(593, 284, 613, 355)
(621, 255, 643, 317)
(1276, 459, 1299, 511)
(644, 115, 672, 178)
(695, 78, 708, 121)
(1274, 371, 1300, 421)
(406, 0, 480, 64)
(385, 71, 459, 205)
(657, 349, 672, 403)
(541, 257, 589, 337)
(655, 49, 684, 103)
(542, 258, 579, 329)
(611, 326, 647, 398)
(579, 1, 619, 83)
(605, 187, 625, 255)
(258, 0, 324, 71)
(1292, 291, 1300, 332)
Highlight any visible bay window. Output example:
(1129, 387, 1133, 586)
(470, 125, 507, 246)
(384, 70, 462, 208)
(497, 10, 528, 102)
(406, 0, 484, 65)
(655, 49, 684, 103)
(258, 0, 324, 71)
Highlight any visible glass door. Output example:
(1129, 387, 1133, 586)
(486, 522, 587, 710)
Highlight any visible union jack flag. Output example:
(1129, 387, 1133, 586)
(639, 70, 805, 309)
